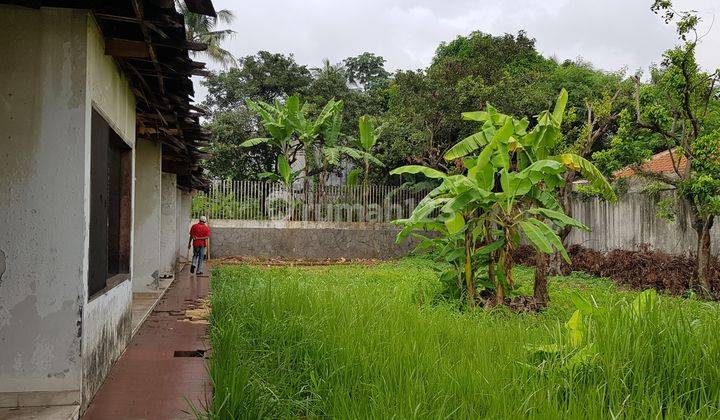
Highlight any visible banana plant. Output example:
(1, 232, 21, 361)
(241, 95, 346, 191)
(445, 89, 615, 201)
(286, 96, 343, 187)
(316, 102, 371, 191)
(257, 155, 301, 187)
(393, 90, 613, 308)
(346, 115, 386, 187)
(441, 89, 615, 305)
(241, 97, 295, 159)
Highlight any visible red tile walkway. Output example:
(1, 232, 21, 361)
(83, 265, 212, 420)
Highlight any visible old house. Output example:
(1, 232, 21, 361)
(0, 0, 214, 415)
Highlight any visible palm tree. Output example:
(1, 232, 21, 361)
(311, 59, 345, 79)
(177, 1, 237, 67)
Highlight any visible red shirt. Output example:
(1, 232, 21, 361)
(190, 222, 211, 247)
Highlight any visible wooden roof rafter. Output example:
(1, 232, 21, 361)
(0, 0, 216, 191)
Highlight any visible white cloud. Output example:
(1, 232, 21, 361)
(193, 0, 720, 101)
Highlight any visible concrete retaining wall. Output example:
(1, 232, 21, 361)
(209, 190, 720, 261)
(209, 220, 417, 260)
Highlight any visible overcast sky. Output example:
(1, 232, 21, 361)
(194, 0, 720, 101)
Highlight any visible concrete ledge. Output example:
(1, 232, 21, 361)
(0, 404, 79, 420)
(0, 390, 79, 409)
(208, 219, 404, 230)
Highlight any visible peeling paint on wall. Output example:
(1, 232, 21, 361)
(0, 249, 6, 288)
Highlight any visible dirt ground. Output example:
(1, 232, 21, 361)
(212, 256, 391, 267)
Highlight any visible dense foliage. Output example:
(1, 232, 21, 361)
(376, 32, 622, 179)
(201, 32, 621, 184)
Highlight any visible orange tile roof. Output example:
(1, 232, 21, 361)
(614, 149, 688, 179)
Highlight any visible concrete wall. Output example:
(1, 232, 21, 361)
(80, 15, 136, 408)
(175, 191, 192, 265)
(132, 140, 162, 292)
(209, 220, 418, 260)
(0, 7, 137, 409)
(568, 191, 720, 256)
(209, 193, 718, 261)
(0, 7, 88, 404)
(160, 173, 178, 275)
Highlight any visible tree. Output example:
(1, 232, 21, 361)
(287, 96, 343, 191)
(201, 52, 314, 180)
(240, 95, 351, 191)
(344, 52, 390, 91)
(306, 57, 390, 144)
(378, 31, 620, 184)
(203, 108, 277, 180)
(203, 51, 313, 113)
(177, 1, 236, 67)
(593, 1, 720, 292)
(529, 81, 632, 285)
(393, 90, 614, 307)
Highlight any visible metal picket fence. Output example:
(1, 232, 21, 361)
(192, 180, 430, 223)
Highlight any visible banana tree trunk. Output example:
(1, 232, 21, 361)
(533, 251, 550, 305)
(489, 256, 504, 306)
(695, 215, 714, 293)
(465, 229, 475, 307)
(549, 172, 576, 275)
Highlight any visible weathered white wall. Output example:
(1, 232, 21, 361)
(160, 173, 178, 276)
(0, 7, 88, 404)
(183, 192, 193, 255)
(80, 15, 136, 408)
(175, 190, 192, 266)
(132, 140, 162, 292)
(568, 191, 720, 256)
(0, 7, 137, 408)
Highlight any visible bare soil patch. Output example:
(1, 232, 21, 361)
(213, 256, 389, 267)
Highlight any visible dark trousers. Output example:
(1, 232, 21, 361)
(192, 246, 206, 273)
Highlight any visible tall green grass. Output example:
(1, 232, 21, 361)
(208, 259, 720, 419)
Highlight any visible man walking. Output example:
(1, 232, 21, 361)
(189, 215, 211, 275)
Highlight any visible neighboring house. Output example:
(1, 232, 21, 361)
(614, 148, 688, 180)
(573, 149, 688, 191)
(0, 0, 215, 415)
(292, 150, 354, 187)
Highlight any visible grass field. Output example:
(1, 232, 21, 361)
(208, 258, 720, 419)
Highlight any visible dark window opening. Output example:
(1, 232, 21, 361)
(88, 109, 132, 298)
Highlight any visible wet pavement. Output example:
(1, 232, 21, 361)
(83, 265, 212, 420)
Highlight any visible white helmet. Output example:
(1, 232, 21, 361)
(199, 215, 207, 223)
